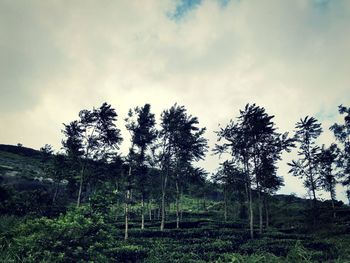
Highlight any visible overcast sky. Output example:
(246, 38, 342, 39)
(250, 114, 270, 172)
(1, 0, 349, 202)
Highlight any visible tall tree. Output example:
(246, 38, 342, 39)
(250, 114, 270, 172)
(288, 116, 322, 211)
(215, 103, 294, 238)
(40, 144, 66, 204)
(213, 161, 245, 222)
(159, 104, 208, 230)
(317, 144, 339, 218)
(124, 104, 157, 239)
(330, 105, 350, 204)
(62, 102, 123, 208)
(258, 152, 284, 228)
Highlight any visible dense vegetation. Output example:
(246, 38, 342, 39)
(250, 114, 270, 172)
(1, 103, 350, 262)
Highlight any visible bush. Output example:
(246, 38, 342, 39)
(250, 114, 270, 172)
(3, 207, 141, 262)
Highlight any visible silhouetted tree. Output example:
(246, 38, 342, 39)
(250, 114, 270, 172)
(288, 116, 322, 211)
(215, 103, 294, 238)
(330, 105, 350, 204)
(158, 104, 208, 230)
(124, 104, 157, 239)
(317, 143, 339, 218)
(213, 161, 245, 221)
(62, 102, 123, 208)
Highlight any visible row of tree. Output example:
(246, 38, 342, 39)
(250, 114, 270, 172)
(42, 103, 208, 240)
(214, 104, 350, 238)
(40, 102, 350, 240)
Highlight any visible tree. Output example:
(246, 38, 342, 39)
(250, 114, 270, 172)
(330, 105, 350, 204)
(40, 144, 65, 204)
(62, 102, 123, 208)
(213, 161, 245, 222)
(124, 104, 157, 239)
(317, 144, 339, 218)
(258, 152, 284, 228)
(158, 104, 208, 230)
(288, 116, 322, 211)
(215, 103, 294, 238)
(187, 167, 209, 212)
(40, 144, 54, 162)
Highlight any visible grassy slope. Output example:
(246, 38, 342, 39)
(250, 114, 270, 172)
(1, 145, 350, 262)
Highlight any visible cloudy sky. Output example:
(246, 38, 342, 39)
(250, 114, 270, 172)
(1, 0, 349, 201)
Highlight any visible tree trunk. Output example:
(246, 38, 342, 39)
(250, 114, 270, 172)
(307, 152, 318, 226)
(76, 165, 85, 208)
(249, 183, 254, 239)
(160, 175, 167, 231)
(175, 180, 180, 229)
(148, 201, 152, 221)
(245, 181, 249, 221)
(331, 197, 336, 219)
(115, 201, 119, 222)
(141, 195, 145, 230)
(125, 165, 132, 240)
(157, 202, 160, 220)
(52, 181, 60, 204)
(258, 188, 263, 234)
(180, 187, 183, 220)
(124, 189, 130, 240)
(265, 194, 269, 229)
(224, 185, 227, 222)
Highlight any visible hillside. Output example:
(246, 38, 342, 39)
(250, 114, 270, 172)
(1, 144, 350, 262)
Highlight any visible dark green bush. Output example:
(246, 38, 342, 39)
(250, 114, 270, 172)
(2, 207, 146, 262)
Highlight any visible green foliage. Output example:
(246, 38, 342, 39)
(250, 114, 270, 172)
(215, 252, 281, 263)
(285, 241, 314, 263)
(1, 207, 143, 262)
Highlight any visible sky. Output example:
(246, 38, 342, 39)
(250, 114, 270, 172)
(0, 0, 349, 202)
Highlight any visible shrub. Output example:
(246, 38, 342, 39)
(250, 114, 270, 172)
(4, 207, 131, 262)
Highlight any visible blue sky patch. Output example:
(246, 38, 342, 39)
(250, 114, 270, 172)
(168, 0, 232, 20)
(168, 0, 202, 20)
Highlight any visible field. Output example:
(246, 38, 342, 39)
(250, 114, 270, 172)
(1, 200, 350, 262)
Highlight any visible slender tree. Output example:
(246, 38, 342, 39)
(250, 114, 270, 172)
(124, 104, 157, 238)
(215, 103, 294, 238)
(62, 102, 122, 208)
(288, 116, 322, 211)
(159, 104, 208, 230)
(330, 105, 350, 204)
(213, 161, 245, 222)
(317, 144, 339, 218)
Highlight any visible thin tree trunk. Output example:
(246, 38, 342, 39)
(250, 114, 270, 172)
(124, 189, 130, 240)
(253, 149, 261, 235)
(125, 165, 132, 240)
(141, 195, 145, 230)
(180, 187, 183, 221)
(245, 181, 249, 221)
(147, 200, 152, 221)
(115, 201, 119, 222)
(76, 165, 85, 208)
(265, 194, 269, 229)
(249, 183, 254, 239)
(244, 159, 250, 226)
(52, 181, 60, 204)
(157, 202, 160, 220)
(331, 197, 336, 219)
(258, 188, 263, 234)
(310, 173, 317, 226)
(175, 179, 180, 229)
(160, 172, 168, 231)
(307, 148, 318, 226)
(224, 185, 227, 222)
(148, 201, 152, 221)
